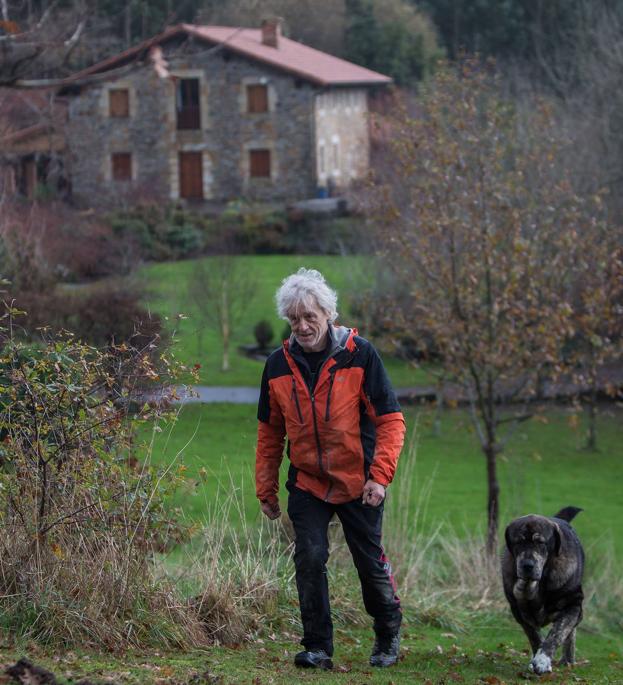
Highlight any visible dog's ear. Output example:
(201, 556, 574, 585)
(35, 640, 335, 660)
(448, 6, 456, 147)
(504, 525, 514, 554)
(552, 522, 562, 556)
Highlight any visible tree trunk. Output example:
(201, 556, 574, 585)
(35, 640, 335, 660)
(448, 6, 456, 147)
(221, 286, 230, 372)
(485, 442, 499, 558)
(583, 354, 599, 450)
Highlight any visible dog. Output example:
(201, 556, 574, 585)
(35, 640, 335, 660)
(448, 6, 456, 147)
(501, 506, 585, 675)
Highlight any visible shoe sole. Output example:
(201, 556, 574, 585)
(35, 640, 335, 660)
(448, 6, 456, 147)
(370, 657, 398, 667)
(294, 659, 333, 670)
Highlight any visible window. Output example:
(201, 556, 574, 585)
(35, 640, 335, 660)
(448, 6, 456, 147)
(109, 89, 129, 117)
(249, 149, 271, 178)
(111, 153, 132, 181)
(247, 84, 268, 113)
(176, 78, 200, 130)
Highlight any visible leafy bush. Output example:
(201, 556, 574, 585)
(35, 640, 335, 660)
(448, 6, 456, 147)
(0, 305, 203, 648)
(108, 204, 209, 261)
(253, 320, 274, 349)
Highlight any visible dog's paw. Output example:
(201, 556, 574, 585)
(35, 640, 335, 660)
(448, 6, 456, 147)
(530, 650, 552, 675)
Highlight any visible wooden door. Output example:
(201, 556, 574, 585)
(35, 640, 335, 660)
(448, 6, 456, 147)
(179, 152, 203, 200)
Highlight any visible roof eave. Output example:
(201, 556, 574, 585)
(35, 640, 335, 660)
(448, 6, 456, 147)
(183, 25, 392, 88)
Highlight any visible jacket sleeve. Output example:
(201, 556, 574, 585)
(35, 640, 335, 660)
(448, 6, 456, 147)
(361, 345, 405, 487)
(255, 364, 286, 506)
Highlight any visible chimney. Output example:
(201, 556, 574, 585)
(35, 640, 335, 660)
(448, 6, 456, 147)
(261, 17, 282, 48)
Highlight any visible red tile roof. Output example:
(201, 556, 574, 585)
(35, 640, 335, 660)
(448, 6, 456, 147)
(183, 25, 392, 86)
(68, 24, 392, 88)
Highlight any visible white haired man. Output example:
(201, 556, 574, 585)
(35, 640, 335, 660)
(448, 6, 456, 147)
(256, 268, 405, 670)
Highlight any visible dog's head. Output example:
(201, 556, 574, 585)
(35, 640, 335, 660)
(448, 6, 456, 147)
(504, 515, 562, 581)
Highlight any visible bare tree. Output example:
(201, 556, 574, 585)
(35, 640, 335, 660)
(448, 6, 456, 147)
(528, 0, 623, 222)
(186, 256, 256, 373)
(566, 226, 623, 451)
(370, 60, 604, 557)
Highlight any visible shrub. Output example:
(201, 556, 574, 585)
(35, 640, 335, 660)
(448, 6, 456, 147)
(0, 305, 203, 648)
(253, 320, 274, 349)
(107, 204, 208, 261)
(158, 222, 205, 256)
(7, 280, 164, 351)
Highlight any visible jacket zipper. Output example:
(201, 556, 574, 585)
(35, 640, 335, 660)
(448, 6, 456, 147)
(291, 376, 304, 422)
(325, 371, 337, 422)
(310, 393, 325, 474)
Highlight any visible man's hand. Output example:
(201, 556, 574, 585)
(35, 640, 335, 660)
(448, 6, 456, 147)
(362, 479, 385, 507)
(260, 500, 281, 519)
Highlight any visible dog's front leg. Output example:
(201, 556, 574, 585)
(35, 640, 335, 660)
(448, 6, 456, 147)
(530, 607, 582, 675)
(559, 627, 576, 666)
(520, 622, 542, 657)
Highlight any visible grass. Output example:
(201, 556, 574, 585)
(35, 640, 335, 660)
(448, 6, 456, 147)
(140, 403, 623, 558)
(1, 615, 621, 683)
(139, 255, 432, 388)
(2, 404, 621, 683)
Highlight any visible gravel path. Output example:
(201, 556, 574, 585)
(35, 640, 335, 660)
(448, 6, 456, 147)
(144, 364, 623, 406)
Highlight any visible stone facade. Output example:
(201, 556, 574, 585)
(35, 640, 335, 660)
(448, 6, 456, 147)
(66, 39, 373, 207)
(314, 89, 369, 192)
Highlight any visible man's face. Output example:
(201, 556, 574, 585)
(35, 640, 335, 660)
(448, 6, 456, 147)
(287, 299, 330, 352)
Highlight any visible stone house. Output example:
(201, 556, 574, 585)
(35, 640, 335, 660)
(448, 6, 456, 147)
(59, 19, 391, 206)
(0, 89, 67, 199)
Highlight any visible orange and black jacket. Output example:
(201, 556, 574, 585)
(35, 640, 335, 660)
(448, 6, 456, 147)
(256, 325, 406, 505)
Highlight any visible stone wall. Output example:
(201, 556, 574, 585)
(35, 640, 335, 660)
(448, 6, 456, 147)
(314, 89, 369, 193)
(67, 68, 171, 207)
(67, 39, 367, 206)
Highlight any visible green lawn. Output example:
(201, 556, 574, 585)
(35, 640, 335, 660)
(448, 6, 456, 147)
(139, 255, 432, 388)
(3, 618, 621, 684)
(4, 405, 619, 683)
(140, 404, 623, 559)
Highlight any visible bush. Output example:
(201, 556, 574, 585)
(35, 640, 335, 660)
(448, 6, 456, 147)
(8, 280, 164, 351)
(0, 306, 203, 648)
(1, 201, 136, 283)
(108, 204, 209, 261)
(253, 320, 274, 349)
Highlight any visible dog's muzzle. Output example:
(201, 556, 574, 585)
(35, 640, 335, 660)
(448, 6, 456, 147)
(518, 559, 541, 581)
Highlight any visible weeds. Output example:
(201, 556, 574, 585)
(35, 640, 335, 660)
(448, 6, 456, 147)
(0, 308, 204, 649)
(164, 423, 622, 646)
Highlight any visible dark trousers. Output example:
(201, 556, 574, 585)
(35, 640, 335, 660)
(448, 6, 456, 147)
(287, 486, 402, 656)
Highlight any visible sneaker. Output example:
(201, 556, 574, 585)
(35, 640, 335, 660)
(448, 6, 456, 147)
(294, 649, 333, 670)
(369, 632, 400, 667)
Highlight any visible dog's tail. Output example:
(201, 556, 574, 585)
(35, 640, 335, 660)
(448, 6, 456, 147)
(553, 506, 583, 522)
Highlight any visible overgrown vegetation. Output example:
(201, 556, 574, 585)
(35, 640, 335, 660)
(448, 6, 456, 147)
(366, 58, 623, 555)
(0, 305, 204, 648)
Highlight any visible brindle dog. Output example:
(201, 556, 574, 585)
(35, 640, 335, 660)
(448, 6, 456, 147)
(502, 506, 585, 675)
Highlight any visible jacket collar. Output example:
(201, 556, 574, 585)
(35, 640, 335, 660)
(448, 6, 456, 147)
(283, 324, 357, 358)
(286, 324, 356, 358)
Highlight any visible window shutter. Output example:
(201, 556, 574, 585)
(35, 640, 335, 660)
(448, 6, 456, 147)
(109, 89, 130, 117)
(112, 153, 132, 181)
(179, 152, 204, 199)
(247, 84, 268, 113)
(249, 149, 271, 178)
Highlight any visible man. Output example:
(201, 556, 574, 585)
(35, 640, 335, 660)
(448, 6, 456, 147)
(255, 268, 405, 670)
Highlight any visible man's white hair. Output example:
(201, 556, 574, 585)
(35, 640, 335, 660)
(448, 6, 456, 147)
(276, 268, 339, 323)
